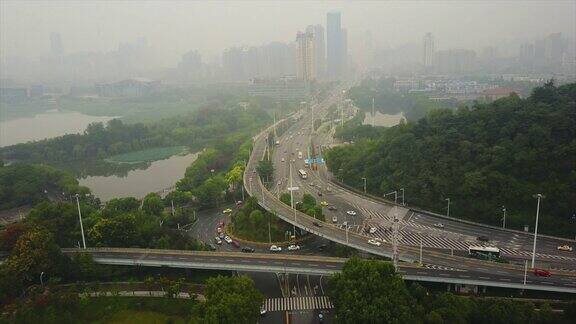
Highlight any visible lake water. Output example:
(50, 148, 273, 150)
(363, 111, 406, 127)
(0, 110, 116, 147)
(78, 152, 199, 201)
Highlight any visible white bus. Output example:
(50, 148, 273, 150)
(468, 246, 500, 259)
(298, 169, 307, 179)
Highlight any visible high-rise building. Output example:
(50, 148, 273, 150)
(296, 30, 315, 82)
(423, 32, 435, 69)
(327, 11, 346, 79)
(50, 32, 64, 56)
(307, 25, 326, 78)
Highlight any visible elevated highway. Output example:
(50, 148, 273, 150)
(61, 248, 576, 294)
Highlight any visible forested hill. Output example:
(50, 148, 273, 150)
(325, 82, 576, 237)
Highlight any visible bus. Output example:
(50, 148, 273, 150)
(468, 246, 500, 260)
(298, 169, 307, 179)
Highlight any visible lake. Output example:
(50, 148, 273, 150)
(363, 111, 406, 127)
(0, 110, 116, 147)
(78, 151, 200, 201)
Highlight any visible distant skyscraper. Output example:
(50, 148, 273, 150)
(296, 30, 315, 82)
(327, 11, 346, 79)
(50, 32, 64, 56)
(423, 32, 435, 69)
(307, 25, 326, 78)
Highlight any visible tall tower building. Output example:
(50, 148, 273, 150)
(307, 25, 326, 79)
(296, 30, 315, 82)
(327, 11, 346, 79)
(423, 32, 435, 70)
(50, 32, 64, 56)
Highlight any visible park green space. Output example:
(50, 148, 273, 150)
(106, 146, 189, 164)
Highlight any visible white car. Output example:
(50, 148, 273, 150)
(281, 158, 285, 162)
(342, 221, 349, 227)
(557, 245, 573, 252)
(214, 237, 222, 245)
(346, 210, 357, 216)
(368, 239, 381, 246)
(332, 216, 338, 223)
(287, 244, 300, 251)
(224, 236, 233, 244)
(369, 227, 377, 234)
(270, 245, 282, 252)
(433, 223, 445, 229)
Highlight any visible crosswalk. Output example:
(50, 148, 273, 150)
(338, 205, 576, 263)
(264, 296, 333, 312)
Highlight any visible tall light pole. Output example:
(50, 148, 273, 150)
(531, 194, 544, 269)
(75, 194, 86, 249)
(502, 206, 507, 229)
(445, 198, 451, 218)
(361, 177, 367, 194)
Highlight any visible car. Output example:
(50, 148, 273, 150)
(313, 221, 322, 227)
(368, 239, 382, 246)
(269, 245, 282, 252)
(235, 200, 243, 206)
(217, 227, 222, 234)
(277, 180, 281, 185)
(369, 227, 377, 234)
(223, 208, 233, 214)
(207, 243, 217, 251)
(332, 216, 338, 223)
(346, 210, 357, 216)
(317, 192, 323, 196)
(318, 244, 327, 251)
(231, 240, 240, 248)
(533, 268, 551, 277)
(214, 237, 222, 245)
(320, 201, 329, 207)
(219, 232, 225, 239)
(242, 247, 255, 253)
(433, 223, 445, 229)
(281, 158, 285, 162)
(477, 235, 490, 242)
(260, 305, 267, 316)
(326, 187, 332, 192)
(328, 206, 337, 211)
(224, 236, 233, 244)
(288, 244, 300, 251)
(557, 245, 573, 252)
(342, 221, 348, 226)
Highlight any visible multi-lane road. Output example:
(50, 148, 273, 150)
(242, 86, 576, 292)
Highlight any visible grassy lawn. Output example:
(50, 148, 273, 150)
(106, 146, 189, 163)
(97, 310, 185, 324)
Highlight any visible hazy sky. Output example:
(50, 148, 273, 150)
(1, 0, 575, 63)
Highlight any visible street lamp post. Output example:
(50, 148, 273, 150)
(445, 198, 451, 218)
(361, 177, 367, 194)
(75, 194, 86, 249)
(40, 271, 45, 288)
(531, 194, 544, 269)
(502, 206, 507, 229)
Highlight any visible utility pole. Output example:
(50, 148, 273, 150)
(171, 200, 175, 216)
(392, 217, 400, 270)
(531, 194, 544, 268)
(75, 194, 86, 249)
(502, 206, 506, 229)
(419, 236, 423, 265)
(446, 198, 451, 218)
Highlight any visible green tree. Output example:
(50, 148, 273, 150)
(142, 192, 164, 216)
(256, 159, 274, 183)
(328, 258, 418, 323)
(192, 276, 263, 324)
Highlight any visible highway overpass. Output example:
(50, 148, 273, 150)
(62, 248, 576, 294)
